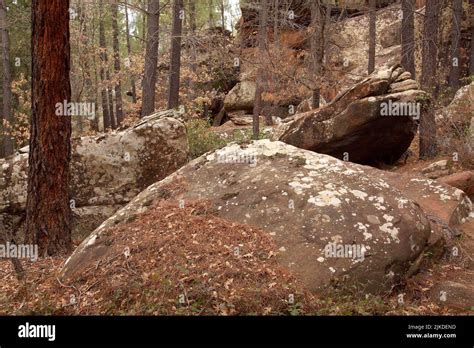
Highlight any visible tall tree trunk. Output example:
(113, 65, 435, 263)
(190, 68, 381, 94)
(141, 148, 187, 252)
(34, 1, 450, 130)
(26, 0, 72, 255)
(401, 0, 416, 78)
(310, 0, 325, 109)
(273, 0, 280, 49)
(141, 0, 160, 118)
(208, 0, 214, 28)
(0, 0, 13, 157)
(189, 0, 197, 73)
(470, 0, 474, 77)
(112, 1, 124, 126)
(421, 0, 441, 93)
(99, 0, 111, 129)
(220, 0, 225, 28)
(167, 0, 183, 109)
(368, 0, 376, 74)
(253, 0, 268, 139)
(470, 23, 474, 76)
(125, 0, 137, 103)
(420, 0, 440, 159)
(106, 71, 116, 129)
(142, 0, 147, 50)
(448, 0, 462, 89)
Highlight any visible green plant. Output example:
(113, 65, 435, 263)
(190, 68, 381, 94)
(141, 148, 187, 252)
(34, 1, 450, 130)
(186, 119, 227, 159)
(186, 119, 271, 159)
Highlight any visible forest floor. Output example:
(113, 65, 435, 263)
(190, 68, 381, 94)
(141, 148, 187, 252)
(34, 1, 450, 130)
(0, 194, 472, 315)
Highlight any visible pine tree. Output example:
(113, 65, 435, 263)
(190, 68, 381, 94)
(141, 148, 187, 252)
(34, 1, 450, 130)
(0, 0, 13, 157)
(401, 0, 416, 78)
(168, 0, 184, 109)
(26, 0, 72, 255)
(141, 0, 160, 117)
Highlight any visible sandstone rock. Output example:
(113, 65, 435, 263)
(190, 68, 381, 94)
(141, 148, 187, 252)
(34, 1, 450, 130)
(227, 111, 253, 126)
(378, 171, 472, 226)
(395, 71, 412, 82)
(71, 205, 123, 242)
(438, 171, 474, 200)
(420, 159, 453, 179)
(0, 110, 189, 240)
(62, 140, 432, 294)
(388, 79, 419, 93)
(223, 80, 256, 112)
(296, 95, 327, 114)
(431, 281, 474, 311)
(437, 82, 474, 128)
(379, 21, 401, 48)
(277, 65, 429, 165)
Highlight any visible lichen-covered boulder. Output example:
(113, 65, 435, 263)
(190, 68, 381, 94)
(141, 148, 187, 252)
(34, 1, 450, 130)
(62, 140, 434, 294)
(0, 110, 189, 240)
(276, 65, 429, 165)
(223, 80, 256, 113)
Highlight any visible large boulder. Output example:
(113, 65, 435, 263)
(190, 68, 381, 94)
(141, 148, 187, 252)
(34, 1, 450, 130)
(437, 82, 474, 155)
(62, 140, 434, 294)
(276, 65, 429, 165)
(0, 110, 189, 241)
(223, 80, 256, 113)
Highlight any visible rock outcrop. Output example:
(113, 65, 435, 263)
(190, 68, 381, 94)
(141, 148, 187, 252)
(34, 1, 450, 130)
(276, 65, 428, 165)
(437, 82, 474, 156)
(62, 140, 442, 294)
(0, 110, 189, 241)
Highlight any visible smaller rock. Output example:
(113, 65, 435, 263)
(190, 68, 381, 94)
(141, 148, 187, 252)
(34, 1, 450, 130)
(388, 79, 419, 93)
(18, 146, 29, 154)
(431, 281, 474, 311)
(395, 71, 411, 82)
(438, 171, 474, 200)
(421, 160, 453, 179)
(379, 21, 401, 48)
(224, 80, 256, 112)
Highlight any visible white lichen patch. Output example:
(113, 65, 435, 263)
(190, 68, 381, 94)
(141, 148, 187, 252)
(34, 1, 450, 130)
(379, 223, 400, 242)
(308, 190, 342, 207)
(350, 189, 368, 200)
(289, 181, 313, 195)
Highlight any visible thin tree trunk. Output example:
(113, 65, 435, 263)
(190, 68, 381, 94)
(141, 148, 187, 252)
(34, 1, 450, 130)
(420, 0, 440, 159)
(401, 0, 416, 78)
(368, 0, 376, 74)
(220, 0, 225, 28)
(0, 0, 13, 157)
(253, 0, 269, 139)
(273, 0, 280, 49)
(189, 0, 197, 73)
(141, 0, 160, 118)
(125, 0, 137, 103)
(142, 0, 147, 50)
(167, 0, 183, 109)
(26, 0, 72, 255)
(112, 1, 124, 125)
(310, 0, 325, 109)
(421, 0, 441, 93)
(208, 0, 214, 28)
(99, 0, 111, 129)
(470, 23, 474, 76)
(448, 0, 462, 89)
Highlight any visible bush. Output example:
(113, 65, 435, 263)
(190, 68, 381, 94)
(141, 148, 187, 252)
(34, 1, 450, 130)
(186, 119, 271, 159)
